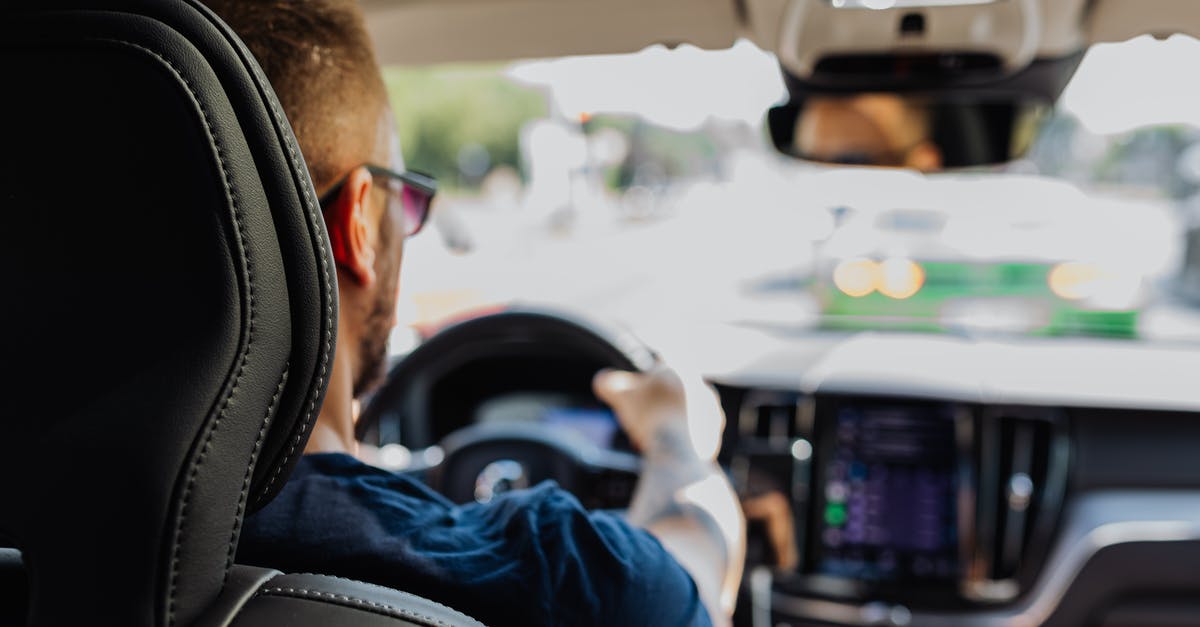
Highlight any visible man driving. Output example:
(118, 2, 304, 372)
(206, 1, 745, 625)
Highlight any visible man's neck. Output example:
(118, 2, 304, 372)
(304, 320, 360, 456)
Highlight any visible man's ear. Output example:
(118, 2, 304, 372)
(324, 166, 377, 287)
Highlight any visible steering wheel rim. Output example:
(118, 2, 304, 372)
(357, 306, 656, 505)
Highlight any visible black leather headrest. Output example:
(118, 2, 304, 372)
(0, 1, 336, 624)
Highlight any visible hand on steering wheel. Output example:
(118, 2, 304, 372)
(593, 365, 724, 462)
(355, 309, 719, 509)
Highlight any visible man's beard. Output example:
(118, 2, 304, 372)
(352, 280, 395, 398)
(353, 218, 399, 398)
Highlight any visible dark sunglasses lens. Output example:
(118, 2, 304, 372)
(400, 184, 432, 237)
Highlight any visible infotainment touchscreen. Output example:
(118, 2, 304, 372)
(811, 402, 961, 582)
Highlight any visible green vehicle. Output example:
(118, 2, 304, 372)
(813, 176, 1153, 338)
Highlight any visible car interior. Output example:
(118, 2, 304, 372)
(7, 0, 1200, 626)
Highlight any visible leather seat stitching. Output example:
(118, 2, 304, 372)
(258, 587, 456, 627)
(290, 573, 469, 616)
(249, 54, 333, 508)
(225, 363, 290, 574)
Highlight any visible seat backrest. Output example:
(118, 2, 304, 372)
(0, 2, 480, 626)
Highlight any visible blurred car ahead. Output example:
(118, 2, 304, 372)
(812, 174, 1176, 338)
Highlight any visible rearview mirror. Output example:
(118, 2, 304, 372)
(767, 93, 1049, 171)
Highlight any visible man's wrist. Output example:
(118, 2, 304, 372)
(640, 420, 703, 463)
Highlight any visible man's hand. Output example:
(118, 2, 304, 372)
(594, 365, 723, 462)
(593, 365, 745, 626)
(594, 366, 690, 455)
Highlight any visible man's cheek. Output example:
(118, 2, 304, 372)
(393, 283, 401, 327)
(392, 238, 405, 326)
(388, 263, 403, 328)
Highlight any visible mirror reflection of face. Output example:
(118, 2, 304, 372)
(795, 93, 943, 172)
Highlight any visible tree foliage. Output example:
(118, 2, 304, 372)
(384, 64, 546, 190)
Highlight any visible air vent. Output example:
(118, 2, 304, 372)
(729, 391, 812, 571)
(966, 408, 1069, 601)
(737, 391, 807, 446)
(728, 390, 811, 499)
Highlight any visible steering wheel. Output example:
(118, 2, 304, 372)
(357, 307, 658, 508)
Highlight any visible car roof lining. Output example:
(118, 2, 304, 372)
(360, 0, 1200, 66)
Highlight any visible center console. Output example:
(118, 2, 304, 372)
(806, 399, 968, 597)
(720, 389, 1069, 626)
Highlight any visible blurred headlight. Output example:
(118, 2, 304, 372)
(1047, 262, 1100, 300)
(878, 258, 925, 300)
(833, 258, 879, 297)
(1048, 262, 1142, 310)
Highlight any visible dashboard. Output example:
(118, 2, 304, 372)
(392, 353, 615, 447)
(364, 315, 1200, 627)
(707, 332, 1200, 627)
(477, 392, 625, 451)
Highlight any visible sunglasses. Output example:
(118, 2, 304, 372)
(318, 164, 437, 238)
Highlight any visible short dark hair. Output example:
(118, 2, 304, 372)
(204, 0, 388, 191)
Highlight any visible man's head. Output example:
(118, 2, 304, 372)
(207, 0, 404, 396)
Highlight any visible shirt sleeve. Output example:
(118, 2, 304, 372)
(480, 485, 711, 627)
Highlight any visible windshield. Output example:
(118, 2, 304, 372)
(385, 36, 1200, 355)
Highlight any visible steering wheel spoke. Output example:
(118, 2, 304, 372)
(429, 422, 640, 509)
